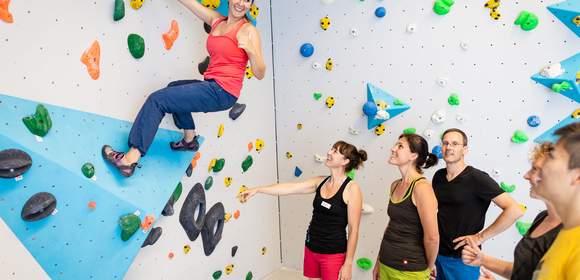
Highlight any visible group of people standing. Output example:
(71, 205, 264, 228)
(240, 125, 580, 280)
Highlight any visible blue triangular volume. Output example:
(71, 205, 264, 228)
(547, 0, 580, 38)
(0, 94, 195, 280)
(366, 83, 411, 129)
(534, 108, 580, 143)
(530, 52, 580, 103)
(198, 0, 258, 26)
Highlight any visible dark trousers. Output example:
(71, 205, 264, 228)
(128, 79, 237, 155)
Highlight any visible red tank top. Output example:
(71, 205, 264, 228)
(203, 17, 249, 98)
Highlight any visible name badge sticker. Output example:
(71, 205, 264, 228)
(321, 201, 331, 209)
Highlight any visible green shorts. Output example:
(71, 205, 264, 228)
(379, 262, 430, 280)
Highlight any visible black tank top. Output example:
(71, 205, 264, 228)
(379, 177, 428, 271)
(305, 176, 350, 254)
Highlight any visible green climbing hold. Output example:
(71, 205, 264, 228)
(212, 158, 225, 172)
(356, 257, 373, 271)
(313, 92, 323, 100)
(448, 93, 460, 106)
(118, 213, 141, 241)
(516, 220, 532, 236)
(551, 81, 571, 93)
(22, 104, 52, 137)
(433, 0, 454, 15)
(212, 270, 222, 280)
(172, 182, 183, 203)
(403, 128, 417, 134)
(127, 33, 145, 59)
(245, 271, 253, 280)
(81, 163, 95, 178)
(514, 11, 539, 31)
(114, 0, 125, 21)
(393, 99, 405, 106)
(346, 169, 356, 180)
(500, 182, 516, 193)
(242, 155, 253, 172)
(204, 176, 214, 190)
(511, 130, 529, 143)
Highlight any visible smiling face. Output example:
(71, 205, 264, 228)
(524, 157, 545, 200)
(228, 0, 252, 19)
(441, 131, 467, 165)
(388, 137, 418, 167)
(324, 146, 349, 170)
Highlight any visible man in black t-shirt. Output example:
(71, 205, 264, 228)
(432, 128, 523, 280)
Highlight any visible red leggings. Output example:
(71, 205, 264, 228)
(303, 246, 346, 280)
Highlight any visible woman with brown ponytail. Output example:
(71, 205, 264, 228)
(239, 141, 367, 280)
(373, 133, 440, 280)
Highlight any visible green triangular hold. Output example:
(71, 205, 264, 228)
(346, 169, 355, 180)
(500, 182, 516, 193)
(403, 128, 416, 134)
(313, 92, 323, 100)
(118, 213, 141, 241)
(22, 104, 52, 137)
(516, 220, 532, 236)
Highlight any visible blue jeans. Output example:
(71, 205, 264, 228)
(128, 79, 237, 156)
(436, 255, 480, 280)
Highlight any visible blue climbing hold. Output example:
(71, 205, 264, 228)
(363, 101, 378, 117)
(527, 115, 541, 128)
(300, 43, 314, 58)
(432, 145, 443, 159)
(375, 7, 386, 18)
(294, 166, 303, 177)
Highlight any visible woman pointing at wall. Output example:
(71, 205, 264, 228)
(239, 141, 367, 280)
(102, 0, 266, 177)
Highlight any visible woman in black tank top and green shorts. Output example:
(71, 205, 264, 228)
(373, 134, 440, 280)
(239, 141, 367, 280)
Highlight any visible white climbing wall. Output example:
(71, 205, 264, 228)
(272, 0, 578, 279)
(0, 0, 280, 279)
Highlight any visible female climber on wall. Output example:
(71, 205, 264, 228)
(372, 133, 439, 280)
(102, 0, 266, 177)
(239, 141, 367, 280)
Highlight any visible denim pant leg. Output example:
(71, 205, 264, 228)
(128, 80, 237, 156)
(166, 80, 201, 130)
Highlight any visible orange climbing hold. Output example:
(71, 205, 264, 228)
(191, 152, 201, 168)
(162, 20, 179, 50)
(80, 40, 100, 80)
(88, 201, 96, 209)
(168, 252, 175, 259)
(0, 0, 13, 23)
(233, 209, 240, 219)
(141, 214, 155, 230)
(247, 142, 253, 152)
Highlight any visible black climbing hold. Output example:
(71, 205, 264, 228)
(162, 197, 174, 216)
(201, 202, 225, 256)
(21, 192, 56, 221)
(179, 183, 206, 241)
(141, 227, 162, 247)
(204, 22, 212, 34)
(231, 245, 238, 257)
(198, 56, 210, 75)
(229, 103, 246, 121)
(0, 149, 32, 178)
(186, 163, 193, 177)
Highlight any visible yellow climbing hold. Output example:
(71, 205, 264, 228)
(519, 203, 527, 214)
(245, 66, 254, 79)
(208, 158, 217, 172)
(217, 124, 224, 138)
(224, 212, 232, 222)
(375, 100, 388, 110)
(325, 58, 333, 71)
(375, 124, 386, 136)
(320, 16, 331, 30)
(201, 0, 220, 9)
(297, 123, 303, 130)
(286, 152, 293, 159)
(261, 246, 267, 255)
(224, 177, 232, 187)
(225, 264, 234, 275)
(183, 244, 191, 254)
(130, 0, 144, 10)
(255, 138, 265, 152)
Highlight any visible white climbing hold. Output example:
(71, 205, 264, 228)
(348, 125, 360, 135)
(456, 113, 466, 123)
(314, 154, 325, 163)
(437, 77, 449, 88)
(431, 109, 447, 124)
(491, 169, 501, 178)
(460, 42, 469, 50)
(406, 23, 417, 33)
(423, 129, 435, 139)
(312, 62, 321, 70)
(375, 110, 390, 120)
(362, 203, 374, 214)
(349, 28, 359, 38)
(539, 63, 564, 78)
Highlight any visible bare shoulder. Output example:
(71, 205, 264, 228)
(240, 23, 259, 36)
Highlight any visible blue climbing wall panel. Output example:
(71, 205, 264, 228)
(531, 52, 580, 103)
(0, 93, 194, 279)
(534, 108, 580, 143)
(366, 83, 411, 129)
(548, 0, 580, 38)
